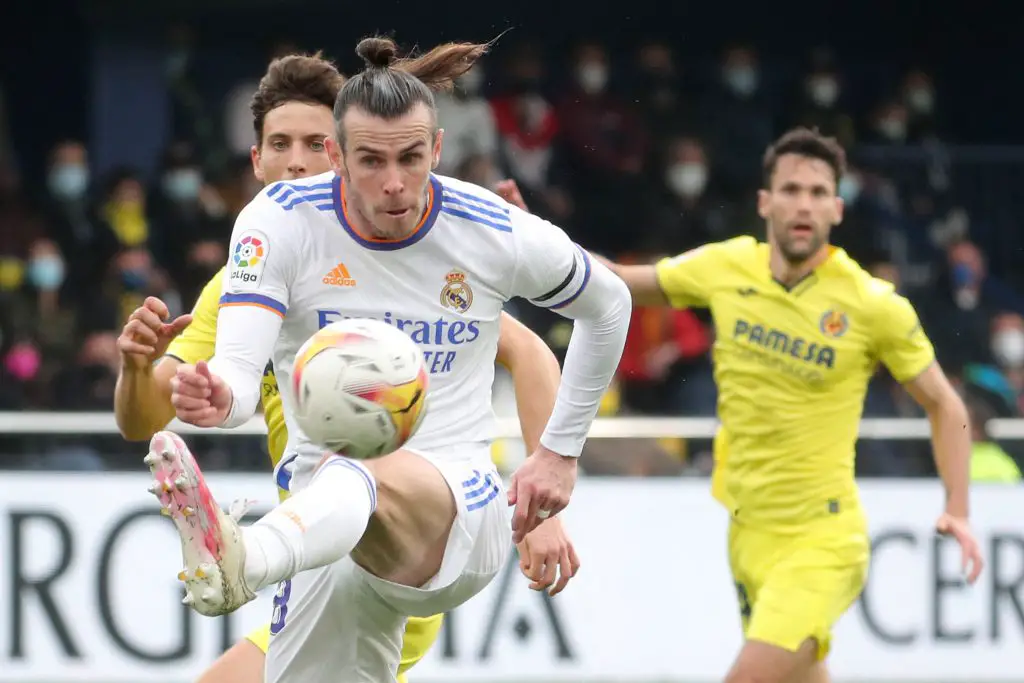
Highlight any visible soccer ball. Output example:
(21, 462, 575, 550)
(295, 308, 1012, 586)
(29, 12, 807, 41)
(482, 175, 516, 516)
(291, 319, 429, 459)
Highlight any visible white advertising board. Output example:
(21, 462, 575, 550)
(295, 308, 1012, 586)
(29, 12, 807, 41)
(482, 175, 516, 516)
(0, 474, 1021, 682)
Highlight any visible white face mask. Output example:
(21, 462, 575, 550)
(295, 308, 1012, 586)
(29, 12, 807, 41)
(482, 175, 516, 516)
(838, 176, 861, 204)
(725, 66, 757, 97)
(993, 331, 1024, 368)
(667, 163, 707, 198)
(577, 64, 608, 94)
(809, 77, 838, 107)
(907, 87, 934, 114)
(878, 118, 906, 141)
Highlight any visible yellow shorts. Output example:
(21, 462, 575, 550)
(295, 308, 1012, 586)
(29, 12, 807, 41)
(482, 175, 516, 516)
(728, 518, 869, 659)
(244, 613, 445, 680)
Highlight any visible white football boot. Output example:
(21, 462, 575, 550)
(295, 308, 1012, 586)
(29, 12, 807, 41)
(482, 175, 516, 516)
(144, 431, 256, 616)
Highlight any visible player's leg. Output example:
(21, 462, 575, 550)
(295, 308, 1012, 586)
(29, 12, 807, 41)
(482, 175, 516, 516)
(148, 433, 503, 680)
(196, 630, 267, 683)
(724, 524, 868, 683)
(258, 453, 502, 682)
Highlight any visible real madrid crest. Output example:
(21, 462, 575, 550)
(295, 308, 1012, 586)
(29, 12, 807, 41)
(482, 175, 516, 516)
(819, 309, 849, 338)
(440, 269, 473, 313)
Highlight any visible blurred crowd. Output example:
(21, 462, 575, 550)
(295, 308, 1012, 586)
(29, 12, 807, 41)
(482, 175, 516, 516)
(1, 39, 1023, 481)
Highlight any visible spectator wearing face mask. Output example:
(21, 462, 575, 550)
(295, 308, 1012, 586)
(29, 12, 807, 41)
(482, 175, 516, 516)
(645, 136, 738, 254)
(22, 239, 79, 359)
(556, 41, 648, 254)
(865, 101, 910, 146)
(434, 65, 499, 176)
(42, 141, 116, 301)
(919, 241, 1024, 372)
(901, 69, 941, 143)
(790, 66, 855, 148)
(699, 45, 777, 200)
(149, 141, 232, 280)
(990, 313, 1024, 414)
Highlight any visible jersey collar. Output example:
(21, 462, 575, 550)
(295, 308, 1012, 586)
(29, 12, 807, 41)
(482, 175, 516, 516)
(762, 243, 847, 294)
(332, 174, 443, 251)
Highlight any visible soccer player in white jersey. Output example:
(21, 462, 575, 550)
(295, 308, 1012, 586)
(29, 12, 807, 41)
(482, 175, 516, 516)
(153, 36, 630, 682)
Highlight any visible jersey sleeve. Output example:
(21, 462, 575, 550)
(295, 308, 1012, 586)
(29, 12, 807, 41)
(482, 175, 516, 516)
(207, 195, 299, 427)
(874, 290, 936, 383)
(654, 239, 742, 309)
(508, 206, 631, 457)
(165, 268, 224, 364)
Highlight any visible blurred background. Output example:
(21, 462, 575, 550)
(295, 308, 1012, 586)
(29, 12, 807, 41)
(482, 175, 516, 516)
(2, 1, 1024, 680)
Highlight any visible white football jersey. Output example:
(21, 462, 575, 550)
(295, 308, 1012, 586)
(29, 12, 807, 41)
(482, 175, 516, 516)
(217, 171, 592, 473)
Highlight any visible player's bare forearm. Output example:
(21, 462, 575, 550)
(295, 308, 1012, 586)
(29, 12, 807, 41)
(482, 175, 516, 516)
(903, 363, 972, 517)
(114, 358, 179, 441)
(496, 313, 561, 452)
(589, 254, 668, 307)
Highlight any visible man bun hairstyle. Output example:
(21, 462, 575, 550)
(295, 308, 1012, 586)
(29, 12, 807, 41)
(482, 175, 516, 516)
(356, 37, 399, 69)
(334, 35, 492, 143)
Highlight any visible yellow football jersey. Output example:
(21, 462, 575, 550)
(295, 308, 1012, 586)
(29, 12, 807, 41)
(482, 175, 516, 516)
(656, 236, 935, 531)
(165, 267, 289, 497)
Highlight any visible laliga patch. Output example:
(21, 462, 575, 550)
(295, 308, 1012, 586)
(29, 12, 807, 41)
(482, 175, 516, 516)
(230, 229, 270, 289)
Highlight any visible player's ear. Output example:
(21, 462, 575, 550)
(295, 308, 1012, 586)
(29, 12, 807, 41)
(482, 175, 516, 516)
(833, 195, 845, 226)
(432, 129, 444, 170)
(250, 145, 265, 183)
(756, 189, 771, 220)
(325, 137, 344, 173)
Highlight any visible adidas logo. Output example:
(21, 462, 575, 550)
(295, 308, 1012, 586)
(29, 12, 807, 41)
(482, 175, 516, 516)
(323, 263, 356, 287)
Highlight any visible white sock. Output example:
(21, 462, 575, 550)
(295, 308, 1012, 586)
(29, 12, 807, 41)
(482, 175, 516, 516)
(242, 457, 376, 591)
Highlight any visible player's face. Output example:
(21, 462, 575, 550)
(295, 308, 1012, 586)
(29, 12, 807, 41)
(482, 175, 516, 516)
(331, 102, 442, 239)
(758, 153, 843, 264)
(252, 102, 334, 185)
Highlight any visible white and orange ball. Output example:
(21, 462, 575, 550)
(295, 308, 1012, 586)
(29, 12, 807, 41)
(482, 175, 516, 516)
(292, 319, 428, 459)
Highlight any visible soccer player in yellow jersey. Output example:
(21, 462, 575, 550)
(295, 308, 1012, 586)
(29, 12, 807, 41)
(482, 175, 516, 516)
(114, 53, 579, 683)
(599, 128, 984, 683)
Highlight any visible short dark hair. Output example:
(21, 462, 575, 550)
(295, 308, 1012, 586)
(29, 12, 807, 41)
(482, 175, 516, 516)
(333, 36, 490, 145)
(250, 52, 346, 144)
(762, 127, 847, 188)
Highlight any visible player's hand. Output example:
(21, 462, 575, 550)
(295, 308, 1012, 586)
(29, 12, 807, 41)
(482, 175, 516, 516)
(171, 360, 232, 427)
(517, 515, 580, 596)
(508, 446, 578, 544)
(495, 179, 529, 212)
(936, 512, 984, 584)
(118, 297, 193, 371)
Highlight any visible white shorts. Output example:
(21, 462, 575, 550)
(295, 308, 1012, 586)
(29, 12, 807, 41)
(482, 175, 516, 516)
(265, 449, 510, 683)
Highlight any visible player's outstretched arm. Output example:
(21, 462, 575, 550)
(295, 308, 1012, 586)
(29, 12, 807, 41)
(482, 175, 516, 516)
(175, 197, 294, 428)
(114, 297, 192, 440)
(592, 257, 669, 307)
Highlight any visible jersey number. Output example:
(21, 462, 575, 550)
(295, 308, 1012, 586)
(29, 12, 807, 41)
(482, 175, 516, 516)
(270, 579, 292, 635)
